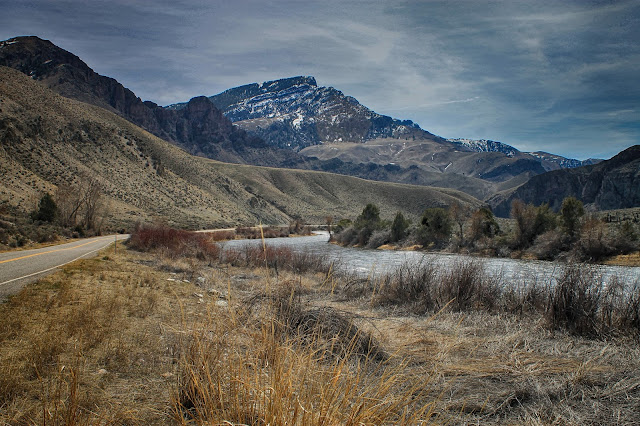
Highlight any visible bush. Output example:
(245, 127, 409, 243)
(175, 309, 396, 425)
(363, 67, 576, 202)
(128, 224, 220, 261)
(529, 229, 567, 260)
(376, 259, 499, 313)
(31, 193, 58, 223)
(510, 200, 557, 249)
(546, 266, 603, 337)
(376, 260, 438, 313)
(560, 196, 584, 238)
(437, 260, 498, 312)
(390, 212, 410, 243)
(575, 217, 614, 261)
(366, 230, 390, 249)
(334, 226, 358, 246)
(469, 207, 500, 242)
(418, 207, 451, 247)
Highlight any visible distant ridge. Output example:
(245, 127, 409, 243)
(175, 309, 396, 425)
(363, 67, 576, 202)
(488, 145, 640, 216)
(448, 138, 602, 171)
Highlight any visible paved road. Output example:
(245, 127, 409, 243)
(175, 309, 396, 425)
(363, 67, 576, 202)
(0, 234, 129, 299)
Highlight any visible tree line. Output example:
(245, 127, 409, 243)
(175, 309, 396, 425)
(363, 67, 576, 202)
(332, 197, 639, 262)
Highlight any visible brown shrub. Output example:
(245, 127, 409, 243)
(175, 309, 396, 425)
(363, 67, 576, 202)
(129, 224, 220, 261)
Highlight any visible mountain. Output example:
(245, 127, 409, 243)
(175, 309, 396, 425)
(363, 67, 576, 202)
(169, 76, 438, 150)
(193, 76, 604, 197)
(0, 65, 477, 228)
(448, 138, 602, 171)
(0, 36, 308, 167)
(488, 145, 640, 217)
(0, 36, 510, 200)
(1, 36, 611, 204)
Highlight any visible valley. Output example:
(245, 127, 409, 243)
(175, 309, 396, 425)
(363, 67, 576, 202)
(0, 26, 639, 426)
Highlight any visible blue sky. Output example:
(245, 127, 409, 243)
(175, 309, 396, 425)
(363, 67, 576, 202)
(1, 0, 638, 160)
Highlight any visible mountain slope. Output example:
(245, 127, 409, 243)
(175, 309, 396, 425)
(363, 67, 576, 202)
(0, 36, 309, 167)
(488, 145, 640, 217)
(0, 66, 476, 228)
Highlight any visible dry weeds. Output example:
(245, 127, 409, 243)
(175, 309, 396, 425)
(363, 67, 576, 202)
(0, 241, 638, 424)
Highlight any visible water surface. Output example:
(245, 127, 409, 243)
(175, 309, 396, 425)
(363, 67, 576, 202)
(222, 232, 640, 288)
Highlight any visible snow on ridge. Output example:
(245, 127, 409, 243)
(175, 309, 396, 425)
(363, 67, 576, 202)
(292, 113, 304, 129)
(447, 138, 518, 157)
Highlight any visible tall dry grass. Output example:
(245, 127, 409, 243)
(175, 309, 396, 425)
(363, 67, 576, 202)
(0, 255, 172, 424)
(374, 259, 640, 338)
(222, 244, 336, 275)
(173, 284, 436, 425)
(3, 223, 640, 424)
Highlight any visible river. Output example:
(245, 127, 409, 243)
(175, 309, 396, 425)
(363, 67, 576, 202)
(222, 232, 640, 288)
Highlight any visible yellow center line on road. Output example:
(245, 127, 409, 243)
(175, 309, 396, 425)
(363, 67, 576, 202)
(0, 238, 110, 265)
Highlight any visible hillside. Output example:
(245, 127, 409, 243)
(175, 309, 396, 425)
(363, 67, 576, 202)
(0, 66, 476, 228)
(488, 145, 640, 217)
(0, 36, 309, 168)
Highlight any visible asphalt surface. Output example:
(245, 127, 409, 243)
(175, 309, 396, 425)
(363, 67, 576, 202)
(0, 234, 129, 300)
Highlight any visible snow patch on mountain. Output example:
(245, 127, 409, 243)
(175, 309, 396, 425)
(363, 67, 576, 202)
(448, 138, 603, 169)
(447, 138, 518, 157)
(203, 76, 428, 150)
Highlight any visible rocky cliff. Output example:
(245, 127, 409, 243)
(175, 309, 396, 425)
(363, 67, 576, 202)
(173, 76, 441, 150)
(488, 145, 640, 216)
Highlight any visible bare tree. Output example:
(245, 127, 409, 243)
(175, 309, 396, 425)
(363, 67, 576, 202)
(82, 178, 103, 231)
(325, 216, 333, 238)
(56, 183, 83, 227)
(55, 175, 104, 232)
(449, 202, 471, 245)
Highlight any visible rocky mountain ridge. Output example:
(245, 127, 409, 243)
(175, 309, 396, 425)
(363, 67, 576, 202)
(194, 75, 604, 188)
(170, 76, 437, 150)
(0, 36, 306, 167)
(488, 145, 640, 217)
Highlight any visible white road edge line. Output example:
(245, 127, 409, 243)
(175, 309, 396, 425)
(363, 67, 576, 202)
(0, 239, 115, 287)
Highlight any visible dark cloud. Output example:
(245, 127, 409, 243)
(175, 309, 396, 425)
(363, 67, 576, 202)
(0, 0, 637, 159)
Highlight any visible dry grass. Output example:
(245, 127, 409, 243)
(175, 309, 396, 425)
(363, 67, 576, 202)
(1, 238, 639, 424)
(372, 259, 640, 339)
(605, 251, 640, 267)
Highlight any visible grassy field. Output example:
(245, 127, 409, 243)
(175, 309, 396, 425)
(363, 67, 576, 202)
(0, 230, 639, 424)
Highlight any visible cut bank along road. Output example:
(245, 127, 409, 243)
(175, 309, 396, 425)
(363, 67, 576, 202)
(0, 235, 129, 300)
